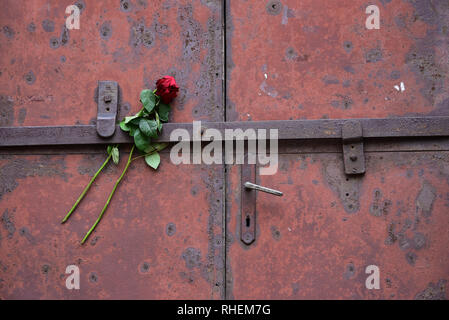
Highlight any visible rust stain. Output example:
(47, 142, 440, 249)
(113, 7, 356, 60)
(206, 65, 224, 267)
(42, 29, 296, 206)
(415, 279, 447, 300)
(322, 159, 361, 214)
(369, 189, 392, 217)
(415, 180, 436, 218)
(0, 156, 67, 201)
(0, 95, 14, 126)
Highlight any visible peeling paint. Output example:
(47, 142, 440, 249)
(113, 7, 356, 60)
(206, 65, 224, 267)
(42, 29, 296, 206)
(2, 25, 15, 39)
(41, 19, 55, 33)
(1, 209, 16, 239)
(259, 81, 278, 98)
(99, 21, 112, 41)
(0, 95, 14, 126)
(369, 189, 392, 217)
(415, 279, 447, 300)
(322, 160, 361, 214)
(0, 156, 67, 200)
(181, 247, 202, 270)
(416, 181, 436, 218)
(165, 222, 176, 237)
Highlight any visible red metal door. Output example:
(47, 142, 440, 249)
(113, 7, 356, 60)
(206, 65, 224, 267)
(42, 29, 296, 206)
(0, 0, 225, 299)
(225, 0, 449, 299)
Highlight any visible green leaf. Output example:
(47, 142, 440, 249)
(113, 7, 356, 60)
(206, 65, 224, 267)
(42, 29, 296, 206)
(145, 152, 160, 170)
(155, 112, 163, 132)
(107, 145, 113, 154)
(140, 89, 156, 113)
(111, 147, 119, 165)
(129, 125, 138, 137)
(119, 121, 131, 132)
(139, 119, 158, 138)
(158, 103, 171, 122)
(134, 129, 150, 152)
(144, 142, 168, 154)
(124, 114, 140, 124)
(129, 117, 142, 126)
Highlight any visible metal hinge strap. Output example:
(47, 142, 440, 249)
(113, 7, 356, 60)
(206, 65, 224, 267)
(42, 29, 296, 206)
(342, 120, 365, 175)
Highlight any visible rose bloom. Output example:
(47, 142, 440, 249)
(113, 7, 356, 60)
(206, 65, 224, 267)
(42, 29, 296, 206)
(155, 76, 179, 104)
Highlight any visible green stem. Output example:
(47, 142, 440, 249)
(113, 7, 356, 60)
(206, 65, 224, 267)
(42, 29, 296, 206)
(61, 154, 112, 224)
(131, 150, 156, 162)
(131, 144, 168, 162)
(81, 145, 135, 244)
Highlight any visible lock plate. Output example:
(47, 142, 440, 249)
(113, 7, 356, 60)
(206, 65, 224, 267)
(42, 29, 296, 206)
(241, 163, 256, 245)
(96, 81, 118, 138)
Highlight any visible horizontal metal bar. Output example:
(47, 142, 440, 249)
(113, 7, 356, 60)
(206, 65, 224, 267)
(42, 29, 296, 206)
(1, 117, 449, 147)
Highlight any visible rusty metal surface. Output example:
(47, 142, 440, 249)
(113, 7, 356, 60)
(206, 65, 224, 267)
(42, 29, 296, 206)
(225, 0, 449, 299)
(0, 155, 224, 299)
(227, 152, 449, 299)
(0, 0, 223, 126)
(3, 0, 449, 301)
(226, 0, 449, 121)
(2, 116, 449, 146)
(0, 0, 225, 299)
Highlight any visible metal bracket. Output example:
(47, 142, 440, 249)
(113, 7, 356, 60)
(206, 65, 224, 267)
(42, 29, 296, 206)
(241, 163, 256, 245)
(342, 120, 365, 175)
(96, 81, 118, 138)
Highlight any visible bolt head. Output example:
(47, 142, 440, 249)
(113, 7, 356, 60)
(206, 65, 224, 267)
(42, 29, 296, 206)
(243, 232, 253, 243)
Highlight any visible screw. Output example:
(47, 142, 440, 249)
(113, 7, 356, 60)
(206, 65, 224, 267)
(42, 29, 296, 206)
(350, 155, 358, 161)
(243, 233, 253, 243)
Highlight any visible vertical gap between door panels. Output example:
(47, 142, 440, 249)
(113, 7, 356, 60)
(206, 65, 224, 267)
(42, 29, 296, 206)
(222, 0, 229, 300)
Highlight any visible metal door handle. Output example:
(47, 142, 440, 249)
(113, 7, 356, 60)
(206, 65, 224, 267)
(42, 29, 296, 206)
(241, 164, 283, 245)
(243, 182, 283, 196)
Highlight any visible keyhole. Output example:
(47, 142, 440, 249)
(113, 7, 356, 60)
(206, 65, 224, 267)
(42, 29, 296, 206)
(246, 215, 251, 227)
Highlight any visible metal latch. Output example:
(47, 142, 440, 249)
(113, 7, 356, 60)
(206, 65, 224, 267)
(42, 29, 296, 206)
(342, 120, 365, 175)
(241, 163, 283, 245)
(96, 81, 118, 138)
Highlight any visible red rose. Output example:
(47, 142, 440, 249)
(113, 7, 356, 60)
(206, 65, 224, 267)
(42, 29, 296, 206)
(155, 76, 179, 104)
